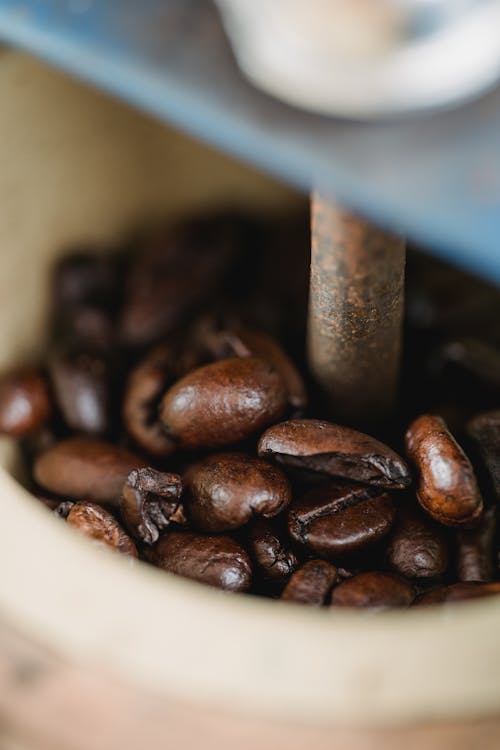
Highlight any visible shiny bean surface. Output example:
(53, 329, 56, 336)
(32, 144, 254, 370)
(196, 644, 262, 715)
(35, 438, 146, 506)
(151, 531, 252, 592)
(259, 420, 410, 489)
(184, 452, 291, 532)
(161, 358, 287, 449)
(0, 368, 51, 437)
(281, 560, 338, 605)
(406, 415, 483, 527)
(331, 572, 415, 609)
(288, 481, 396, 560)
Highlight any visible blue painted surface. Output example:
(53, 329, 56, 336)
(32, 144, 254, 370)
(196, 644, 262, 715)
(0, 0, 499, 281)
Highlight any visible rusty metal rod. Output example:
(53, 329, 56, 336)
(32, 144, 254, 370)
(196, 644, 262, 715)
(308, 192, 406, 427)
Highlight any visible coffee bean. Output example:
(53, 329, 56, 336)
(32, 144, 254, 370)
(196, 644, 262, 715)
(121, 467, 184, 544)
(281, 560, 338, 605)
(160, 358, 287, 449)
(258, 419, 410, 489)
(123, 346, 179, 458)
(57, 500, 137, 557)
(151, 530, 252, 591)
(119, 215, 239, 347)
(406, 252, 500, 338)
(416, 581, 500, 605)
(246, 518, 298, 584)
(331, 571, 415, 608)
(53, 252, 118, 309)
(438, 339, 500, 393)
(34, 438, 147, 506)
(386, 504, 449, 579)
(0, 368, 51, 438)
(467, 411, 500, 502)
(49, 351, 110, 435)
(210, 327, 307, 411)
(405, 415, 483, 527)
(287, 481, 396, 561)
(184, 452, 291, 532)
(60, 304, 116, 353)
(456, 506, 496, 582)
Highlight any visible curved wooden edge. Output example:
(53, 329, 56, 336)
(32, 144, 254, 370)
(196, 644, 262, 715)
(1, 617, 500, 750)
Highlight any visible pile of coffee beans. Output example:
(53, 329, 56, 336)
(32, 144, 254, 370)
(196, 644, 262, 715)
(2, 210, 500, 609)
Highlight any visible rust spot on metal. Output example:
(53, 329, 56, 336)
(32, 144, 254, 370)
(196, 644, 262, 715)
(308, 192, 405, 427)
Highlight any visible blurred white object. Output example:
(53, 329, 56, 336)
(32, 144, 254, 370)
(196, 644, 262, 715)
(216, 0, 500, 117)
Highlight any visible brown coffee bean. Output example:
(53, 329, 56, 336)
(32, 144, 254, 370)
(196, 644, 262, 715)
(0, 368, 51, 438)
(238, 329, 307, 410)
(151, 530, 252, 592)
(467, 411, 500, 502)
(160, 358, 287, 449)
(287, 481, 396, 561)
(123, 346, 179, 458)
(438, 339, 500, 393)
(416, 581, 500, 605)
(121, 467, 184, 544)
(53, 252, 118, 309)
(281, 560, 338, 605)
(456, 506, 496, 582)
(406, 252, 500, 338)
(58, 500, 137, 557)
(210, 327, 307, 411)
(34, 437, 147, 506)
(184, 452, 291, 532)
(60, 304, 116, 353)
(246, 518, 298, 584)
(405, 415, 483, 527)
(258, 419, 410, 489)
(119, 215, 239, 347)
(49, 351, 110, 435)
(331, 571, 415, 608)
(386, 504, 449, 579)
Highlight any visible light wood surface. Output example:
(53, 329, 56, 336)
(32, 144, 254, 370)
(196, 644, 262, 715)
(0, 50, 500, 749)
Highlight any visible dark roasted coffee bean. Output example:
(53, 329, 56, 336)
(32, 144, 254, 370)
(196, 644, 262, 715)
(456, 506, 496, 582)
(53, 252, 118, 308)
(281, 560, 338, 605)
(34, 437, 147, 506)
(416, 581, 500, 605)
(57, 500, 137, 557)
(0, 368, 51, 438)
(61, 304, 116, 353)
(210, 327, 307, 411)
(151, 530, 252, 591)
(184, 452, 291, 532)
(246, 518, 298, 584)
(49, 351, 110, 435)
(237, 330, 307, 410)
(405, 252, 500, 338)
(287, 481, 396, 561)
(406, 415, 483, 527)
(123, 345, 179, 458)
(331, 571, 415, 609)
(386, 504, 449, 579)
(119, 215, 240, 347)
(160, 358, 287, 450)
(437, 339, 500, 393)
(258, 419, 410, 489)
(121, 467, 183, 544)
(467, 411, 500, 502)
